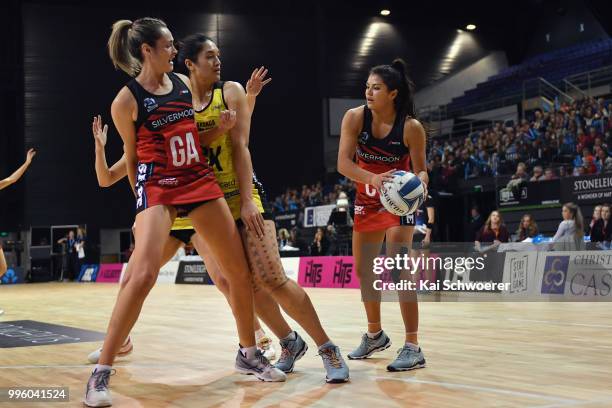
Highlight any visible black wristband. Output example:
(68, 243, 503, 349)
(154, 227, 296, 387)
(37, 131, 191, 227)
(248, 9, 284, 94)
(426, 222, 434, 230)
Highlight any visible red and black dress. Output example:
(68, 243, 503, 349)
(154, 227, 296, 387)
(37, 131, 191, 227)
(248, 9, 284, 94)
(125, 73, 223, 214)
(354, 105, 416, 232)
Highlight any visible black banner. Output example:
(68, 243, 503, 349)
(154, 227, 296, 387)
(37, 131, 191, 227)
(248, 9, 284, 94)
(561, 174, 612, 205)
(175, 261, 213, 285)
(0, 320, 105, 348)
(497, 179, 561, 208)
(274, 210, 300, 229)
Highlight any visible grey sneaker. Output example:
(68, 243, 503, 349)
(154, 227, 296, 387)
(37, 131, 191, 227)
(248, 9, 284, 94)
(386, 344, 426, 372)
(83, 369, 114, 407)
(347, 331, 392, 360)
(274, 331, 308, 373)
(235, 349, 287, 382)
(319, 345, 349, 383)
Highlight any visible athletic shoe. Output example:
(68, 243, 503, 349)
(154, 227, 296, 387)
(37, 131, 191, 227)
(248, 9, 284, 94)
(347, 331, 392, 360)
(386, 344, 426, 372)
(257, 335, 277, 361)
(274, 331, 308, 373)
(0, 309, 4, 316)
(83, 368, 114, 407)
(87, 337, 133, 364)
(318, 345, 350, 383)
(235, 349, 287, 382)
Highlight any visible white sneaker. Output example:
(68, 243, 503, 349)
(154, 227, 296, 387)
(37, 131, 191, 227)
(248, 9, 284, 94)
(0, 309, 4, 316)
(83, 369, 113, 407)
(88, 337, 133, 364)
(235, 349, 287, 382)
(257, 335, 277, 361)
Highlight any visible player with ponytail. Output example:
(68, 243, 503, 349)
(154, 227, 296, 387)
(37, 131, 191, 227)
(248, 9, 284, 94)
(337, 58, 429, 371)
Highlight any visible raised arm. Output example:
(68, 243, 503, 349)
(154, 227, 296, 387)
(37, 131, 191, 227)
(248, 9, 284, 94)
(92, 115, 128, 187)
(225, 81, 265, 237)
(245, 66, 271, 114)
(110, 87, 138, 195)
(0, 149, 36, 190)
(337, 107, 394, 188)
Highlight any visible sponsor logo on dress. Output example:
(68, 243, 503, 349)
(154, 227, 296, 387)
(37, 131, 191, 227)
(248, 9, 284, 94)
(159, 177, 179, 186)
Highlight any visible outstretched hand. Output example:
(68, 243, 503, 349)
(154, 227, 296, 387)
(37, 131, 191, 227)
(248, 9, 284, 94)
(92, 115, 108, 149)
(25, 148, 36, 164)
(246, 66, 272, 96)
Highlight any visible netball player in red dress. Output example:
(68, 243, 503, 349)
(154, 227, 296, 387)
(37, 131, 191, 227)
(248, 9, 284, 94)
(84, 17, 284, 408)
(337, 59, 429, 372)
(87, 69, 280, 363)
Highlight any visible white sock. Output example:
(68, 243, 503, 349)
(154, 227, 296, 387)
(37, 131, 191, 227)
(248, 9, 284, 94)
(240, 345, 257, 360)
(281, 331, 297, 342)
(94, 364, 111, 373)
(255, 329, 266, 341)
(367, 330, 382, 339)
(405, 342, 420, 351)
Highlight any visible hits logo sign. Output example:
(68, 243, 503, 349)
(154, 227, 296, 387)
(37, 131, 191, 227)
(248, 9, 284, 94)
(333, 260, 353, 287)
(304, 261, 323, 286)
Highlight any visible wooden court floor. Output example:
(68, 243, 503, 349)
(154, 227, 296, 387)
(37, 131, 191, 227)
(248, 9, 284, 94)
(1, 282, 612, 408)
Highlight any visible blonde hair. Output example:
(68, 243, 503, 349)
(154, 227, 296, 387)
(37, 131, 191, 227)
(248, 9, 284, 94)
(107, 17, 167, 77)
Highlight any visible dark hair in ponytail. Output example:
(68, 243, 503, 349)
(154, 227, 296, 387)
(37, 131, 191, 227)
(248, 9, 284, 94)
(176, 33, 215, 74)
(108, 17, 167, 77)
(370, 58, 416, 120)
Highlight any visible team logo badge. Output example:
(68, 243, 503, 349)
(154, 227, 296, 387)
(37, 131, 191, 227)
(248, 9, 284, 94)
(358, 132, 370, 144)
(143, 97, 158, 112)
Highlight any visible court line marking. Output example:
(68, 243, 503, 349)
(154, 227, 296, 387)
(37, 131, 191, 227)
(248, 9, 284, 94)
(506, 318, 612, 329)
(0, 364, 225, 369)
(531, 396, 612, 408)
(374, 376, 579, 404)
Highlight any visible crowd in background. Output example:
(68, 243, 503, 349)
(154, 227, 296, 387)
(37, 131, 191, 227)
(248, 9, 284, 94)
(268, 97, 612, 252)
(467, 202, 611, 248)
(427, 97, 612, 190)
(271, 178, 357, 214)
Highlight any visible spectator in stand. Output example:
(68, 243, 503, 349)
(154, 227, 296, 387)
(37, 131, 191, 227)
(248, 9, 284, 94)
(75, 226, 87, 274)
(309, 227, 329, 256)
(288, 227, 307, 252)
(475, 210, 510, 251)
(530, 165, 543, 181)
(590, 204, 611, 244)
(515, 214, 539, 241)
(277, 228, 290, 248)
(549, 202, 585, 251)
(57, 230, 79, 281)
(590, 205, 602, 230)
(583, 155, 597, 175)
(541, 167, 557, 181)
(272, 196, 283, 213)
(595, 148, 612, 173)
(467, 205, 485, 242)
(511, 162, 529, 181)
